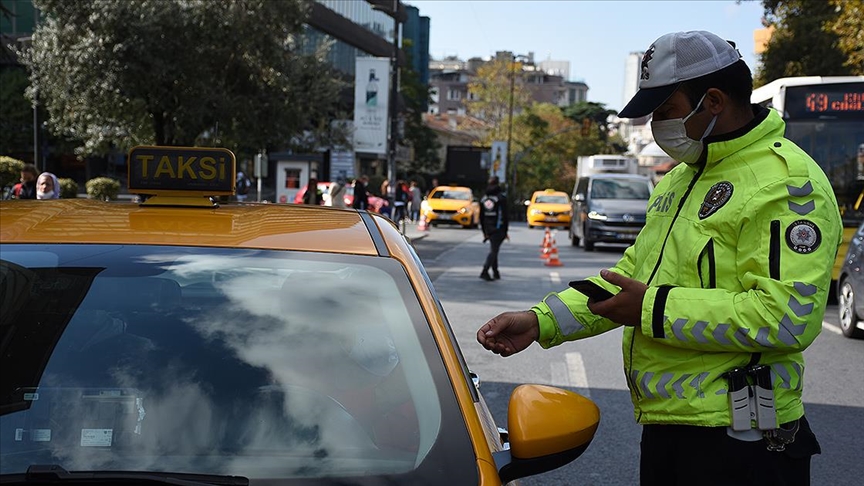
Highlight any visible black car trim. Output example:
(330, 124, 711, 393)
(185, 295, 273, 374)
(360, 210, 390, 257)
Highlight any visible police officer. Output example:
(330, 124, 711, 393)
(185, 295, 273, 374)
(479, 176, 508, 281)
(477, 31, 841, 485)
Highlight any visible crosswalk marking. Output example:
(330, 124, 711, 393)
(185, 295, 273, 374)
(549, 271, 561, 284)
(822, 321, 841, 335)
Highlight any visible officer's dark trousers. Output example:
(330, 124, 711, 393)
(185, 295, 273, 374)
(640, 416, 820, 486)
(483, 231, 506, 273)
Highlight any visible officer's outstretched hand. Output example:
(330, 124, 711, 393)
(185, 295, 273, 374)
(587, 269, 647, 327)
(477, 310, 539, 357)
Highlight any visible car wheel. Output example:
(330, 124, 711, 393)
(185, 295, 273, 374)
(838, 278, 864, 338)
(583, 224, 595, 251)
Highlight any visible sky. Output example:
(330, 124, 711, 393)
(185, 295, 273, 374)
(406, 0, 766, 112)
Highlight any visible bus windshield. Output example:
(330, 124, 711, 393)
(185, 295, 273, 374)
(785, 119, 864, 225)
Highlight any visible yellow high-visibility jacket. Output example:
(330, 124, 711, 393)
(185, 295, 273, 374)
(533, 107, 842, 426)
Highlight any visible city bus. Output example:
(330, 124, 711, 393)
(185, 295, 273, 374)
(751, 76, 864, 288)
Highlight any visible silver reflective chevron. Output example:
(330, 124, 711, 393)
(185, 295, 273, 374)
(788, 295, 814, 317)
(787, 181, 813, 197)
(778, 314, 807, 345)
(789, 200, 815, 215)
(794, 281, 817, 297)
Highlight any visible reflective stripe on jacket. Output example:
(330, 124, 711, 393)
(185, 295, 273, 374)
(532, 107, 842, 427)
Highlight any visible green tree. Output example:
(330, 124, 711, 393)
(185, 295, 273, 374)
(21, 0, 345, 155)
(0, 68, 32, 156)
(399, 40, 440, 177)
(510, 103, 607, 203)
(466, 56, 531, 144)
(756, 0, 856, 85)
(563, 101, 618, 145)
(827, 0, 863, 74)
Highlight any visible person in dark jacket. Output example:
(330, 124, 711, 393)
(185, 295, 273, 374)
(352, 175, 370, 210)
(302, 178, 322, 205)
(479, 176, 509, 281)
(11, 164, 38, 199)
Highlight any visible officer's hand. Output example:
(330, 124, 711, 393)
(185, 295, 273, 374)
(587, 269, 646, 327)
(477, 310, 539, 357)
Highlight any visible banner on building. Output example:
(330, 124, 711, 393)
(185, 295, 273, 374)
(490, 141, 508, 183)
(354, 57, 391, 155)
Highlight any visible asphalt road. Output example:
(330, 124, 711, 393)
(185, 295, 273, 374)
(411, 222, 864, 486)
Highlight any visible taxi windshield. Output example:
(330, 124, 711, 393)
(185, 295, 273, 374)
(534, 195, 568, 204)
(0, 245, 471, 481)
(430, 190, 471, 201)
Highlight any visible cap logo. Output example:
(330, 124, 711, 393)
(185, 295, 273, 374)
(641, 45, 655, 81)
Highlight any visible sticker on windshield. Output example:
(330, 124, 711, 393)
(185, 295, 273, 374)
(81, 428, 113, 447)
(31, 429, 52, 442)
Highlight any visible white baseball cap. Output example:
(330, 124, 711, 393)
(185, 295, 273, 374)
(619, 31, 743, 119)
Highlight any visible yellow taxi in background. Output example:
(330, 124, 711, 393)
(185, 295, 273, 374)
(526, 188, 572, 229)
(0, 146, 600, 484)
(420, 185, 480, 228)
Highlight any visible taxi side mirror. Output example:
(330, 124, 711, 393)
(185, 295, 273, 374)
(494, 384, 600, 483)
(523, 200, 531, 206)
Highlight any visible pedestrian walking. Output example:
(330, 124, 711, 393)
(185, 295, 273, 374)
(479, 176, 508, 281)
(476, 30, 841, 486)
(409, 180, 422, 222)
(352, 175, 370, 210)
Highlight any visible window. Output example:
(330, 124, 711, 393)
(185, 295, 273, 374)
(447, 89, 462, 101)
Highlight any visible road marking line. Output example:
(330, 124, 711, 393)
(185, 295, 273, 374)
(550, 271, 561, 284)
(566, 352, 591, 398)
(822, 321, 842, 335)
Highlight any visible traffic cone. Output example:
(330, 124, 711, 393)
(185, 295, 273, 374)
(418, 214, 429, 231)
(545, 237, 564, 267)
(540, 229, 553, 259)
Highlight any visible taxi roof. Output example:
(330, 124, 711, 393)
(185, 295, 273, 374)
(0, 199, 382, 255)
(432, 185, 471, 191)
(532, 189, 568, 197)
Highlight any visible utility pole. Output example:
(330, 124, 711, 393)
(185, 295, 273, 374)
(386, 0, 402, 232)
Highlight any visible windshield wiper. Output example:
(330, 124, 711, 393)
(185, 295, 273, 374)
(0, 465, 249, 486)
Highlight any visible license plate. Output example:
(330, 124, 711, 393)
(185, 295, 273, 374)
(544, 217, 558, 222)
(438, 214, 451, 220)
(618, 233, 637, 240)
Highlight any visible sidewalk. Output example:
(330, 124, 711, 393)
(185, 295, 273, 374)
(396, 220, 430, 242)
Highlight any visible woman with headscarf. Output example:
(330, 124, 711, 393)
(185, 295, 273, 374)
(36, 172, 61, 200)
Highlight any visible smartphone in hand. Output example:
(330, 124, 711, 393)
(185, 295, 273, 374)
(568, 279, 616, 302)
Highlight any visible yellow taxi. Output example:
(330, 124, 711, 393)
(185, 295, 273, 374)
(526, 188, 572, 229)
(0, 147, 600, 484)
(420, 185, 480, 228)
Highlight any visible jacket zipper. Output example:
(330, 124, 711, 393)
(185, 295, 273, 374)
(698, 239, 716, 288)
(628, 165, 705, 412)
(770, 220, 781, 280)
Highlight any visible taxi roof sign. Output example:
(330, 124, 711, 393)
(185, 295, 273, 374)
(128, 146, 236, 199)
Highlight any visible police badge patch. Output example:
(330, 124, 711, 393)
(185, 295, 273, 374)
(786, 220, 821, 254)
(698, 181, 733, 219)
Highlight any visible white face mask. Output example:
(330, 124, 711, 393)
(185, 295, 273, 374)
(651, 92, 718, 165)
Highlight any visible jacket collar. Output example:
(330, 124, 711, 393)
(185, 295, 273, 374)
(702, 105, 783, 167)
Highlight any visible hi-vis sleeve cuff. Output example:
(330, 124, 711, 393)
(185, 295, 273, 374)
(641, 285, 663, 338)
(532, 293, 584, 348)
(532, 291, 618, 348)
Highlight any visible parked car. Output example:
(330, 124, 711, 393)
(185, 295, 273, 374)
(837, 221, 864, 338)
(420, 185, 480, 228)
(0, 146, 601, 484)
(570, 173, 654, 251)
(526, 189, 571, 229)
